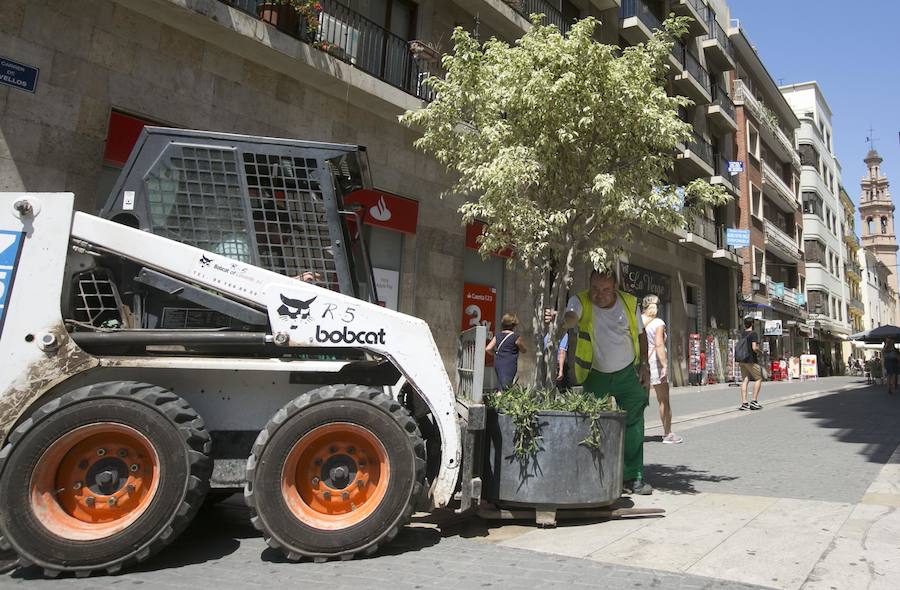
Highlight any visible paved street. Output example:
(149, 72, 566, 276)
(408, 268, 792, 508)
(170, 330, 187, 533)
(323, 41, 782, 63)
(2, 377, 899, 590)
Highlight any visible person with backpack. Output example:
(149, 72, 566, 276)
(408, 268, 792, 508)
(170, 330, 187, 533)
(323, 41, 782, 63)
(736, 317, 763, 410)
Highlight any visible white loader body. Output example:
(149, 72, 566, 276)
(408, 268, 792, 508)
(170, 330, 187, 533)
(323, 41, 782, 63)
(0, 193, 461, 508)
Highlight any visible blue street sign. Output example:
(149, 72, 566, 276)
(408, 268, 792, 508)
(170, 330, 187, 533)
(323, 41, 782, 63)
(727, 160, 744, 176)
(726, 228, 751, 248)
(0, 230, 25, 337)
(0, 56, 39, 93)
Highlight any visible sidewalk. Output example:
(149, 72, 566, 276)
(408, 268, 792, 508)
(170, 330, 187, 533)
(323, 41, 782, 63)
(456, 378, 900, 590)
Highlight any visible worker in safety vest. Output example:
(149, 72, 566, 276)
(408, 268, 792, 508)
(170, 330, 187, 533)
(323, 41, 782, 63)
(553, 269, 652, 495)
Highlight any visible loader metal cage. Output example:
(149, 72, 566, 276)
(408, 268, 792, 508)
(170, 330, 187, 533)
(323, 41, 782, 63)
(100, 127, 375, 301)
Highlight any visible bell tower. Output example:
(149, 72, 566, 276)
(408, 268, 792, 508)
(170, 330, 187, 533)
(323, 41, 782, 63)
(859, 148, 900, 297)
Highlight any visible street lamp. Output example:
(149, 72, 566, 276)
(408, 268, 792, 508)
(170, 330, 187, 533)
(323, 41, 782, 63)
(751, 275, 761, 293)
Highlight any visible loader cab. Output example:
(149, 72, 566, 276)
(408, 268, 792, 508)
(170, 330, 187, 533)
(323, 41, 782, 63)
(96, 128, 378, 331)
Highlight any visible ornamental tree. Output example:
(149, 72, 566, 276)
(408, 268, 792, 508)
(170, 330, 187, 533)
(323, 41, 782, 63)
(401, 16, 731, 386)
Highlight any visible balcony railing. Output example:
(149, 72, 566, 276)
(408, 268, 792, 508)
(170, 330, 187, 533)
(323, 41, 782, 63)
(688, 215, 718, 244)
(620, 0, 662, 31)
(733, 79, 801, 168)
(229, 0, 439, 102)
(702, 14, 732, 57)
(710, 83, 735, 120)
(766, 276, 801, 309)
(505, 0, 571, 34)
(688, 130, 714, 167)
(683, 47, 711, 94)
(765, 219, 802, 260)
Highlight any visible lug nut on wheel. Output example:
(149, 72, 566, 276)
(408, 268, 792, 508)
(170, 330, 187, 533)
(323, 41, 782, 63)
(85, 497, 95, 507)
(96, 448, 106, 457)
(130, 464, 139, 472)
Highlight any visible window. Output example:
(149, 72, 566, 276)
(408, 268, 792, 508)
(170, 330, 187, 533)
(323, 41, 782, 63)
(750, 183, 763, 219)
(747, 121, 760, 161)
(868, 217, 874, 234)
(752, 247, 765, 277)
(804, 240, 826, 265)
(799, 143, 820, 169)
(803, 192, 823, 218)
(882, 216, 888, 234)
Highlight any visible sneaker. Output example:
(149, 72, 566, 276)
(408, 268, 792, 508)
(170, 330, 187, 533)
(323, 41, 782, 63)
(749, 400, 762, 410)
(624, 479, 653, 495)
(739, 402, 750, 411)
(662, 432, 684, 444)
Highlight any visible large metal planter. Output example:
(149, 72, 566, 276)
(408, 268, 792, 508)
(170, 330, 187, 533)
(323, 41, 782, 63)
(482, 409, 625, 507)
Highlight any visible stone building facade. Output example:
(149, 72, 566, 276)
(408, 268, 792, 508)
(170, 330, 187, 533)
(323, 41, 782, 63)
(1, 0, 792, 386)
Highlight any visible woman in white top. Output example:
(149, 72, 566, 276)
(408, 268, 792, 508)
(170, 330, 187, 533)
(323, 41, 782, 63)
(641, 295, 683, 444)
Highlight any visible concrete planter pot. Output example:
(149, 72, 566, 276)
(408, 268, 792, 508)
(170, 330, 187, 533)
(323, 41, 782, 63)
(482, 408, 625, 507)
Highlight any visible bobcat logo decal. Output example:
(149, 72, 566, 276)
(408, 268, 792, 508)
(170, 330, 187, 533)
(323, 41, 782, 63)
(199, 255, 212, 267)
(277, 294, 317, 329)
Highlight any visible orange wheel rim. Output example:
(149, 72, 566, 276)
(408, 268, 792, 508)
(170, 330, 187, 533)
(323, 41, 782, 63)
(282, 423, 390, 530)
(30, 423, 160, 541)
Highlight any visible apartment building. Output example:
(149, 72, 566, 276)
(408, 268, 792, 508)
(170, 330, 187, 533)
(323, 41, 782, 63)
(781, 82, 850, 372)
(839, 185, 864, 362)
(1, 0, 787, 384)
(860, 249, 897, 331)
(726, 24, 805, 361)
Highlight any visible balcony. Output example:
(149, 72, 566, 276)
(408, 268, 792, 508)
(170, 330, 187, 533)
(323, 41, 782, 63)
(676, 130, 715, 177)
(732, 79, 801, 169)
(765, 276, 802, 311)
(710, 154, 738, 196)
(230, 0, 437, 102)
(671, 0, 709, 36)
(620, 0, 661, 44)
(706, 84, 737, 132)
(672, 43, 712, 104)
(762, 160, 799, 212)
(680, 215, 718, 253)
(712, 224, 743, 267)
(701, 15, 735, 71)
(764, 220, 803, 262)
(503, 0, 572, 34)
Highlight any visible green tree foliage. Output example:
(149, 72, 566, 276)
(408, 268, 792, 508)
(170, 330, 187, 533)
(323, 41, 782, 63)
(402, 15, 731, 384)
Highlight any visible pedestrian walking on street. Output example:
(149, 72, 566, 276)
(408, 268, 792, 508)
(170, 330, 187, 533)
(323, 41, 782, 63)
(486, 313, 527, 390)
(736, 317, 763, 410)
(550, 269, 652, 495)
(882, 337, 899, 395)
(641, 295, 683, 444)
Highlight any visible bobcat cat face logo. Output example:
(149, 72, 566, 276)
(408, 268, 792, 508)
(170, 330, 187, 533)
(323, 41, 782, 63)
(278, 294, 317, 329)
(199, 255, 212, 267)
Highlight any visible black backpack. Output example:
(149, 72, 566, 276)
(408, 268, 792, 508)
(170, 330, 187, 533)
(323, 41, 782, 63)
(735, 333, 753, 363)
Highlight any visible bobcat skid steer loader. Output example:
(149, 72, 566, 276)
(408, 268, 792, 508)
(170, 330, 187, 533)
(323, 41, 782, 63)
(0, 129, 482, 577)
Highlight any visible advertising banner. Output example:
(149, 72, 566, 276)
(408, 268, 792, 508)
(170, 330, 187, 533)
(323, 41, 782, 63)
(800, 354, 818, 380)
(764, 320, 783, 336)
(462, 283, 497, 366)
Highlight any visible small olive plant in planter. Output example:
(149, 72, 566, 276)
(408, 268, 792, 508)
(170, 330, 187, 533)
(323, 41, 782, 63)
(487, 385, 620, 460)
(482, 385, 627, 507)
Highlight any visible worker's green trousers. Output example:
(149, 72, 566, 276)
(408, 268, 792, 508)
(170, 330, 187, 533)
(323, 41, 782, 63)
(582, 367, 649, 481)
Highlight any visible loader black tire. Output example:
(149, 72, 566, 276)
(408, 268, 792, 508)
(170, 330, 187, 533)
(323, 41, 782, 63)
(245, 385, 425, 562)
(0, 382, 211, 577)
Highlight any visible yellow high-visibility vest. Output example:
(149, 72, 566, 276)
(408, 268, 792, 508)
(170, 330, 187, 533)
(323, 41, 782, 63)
(573, 290, 640, 384)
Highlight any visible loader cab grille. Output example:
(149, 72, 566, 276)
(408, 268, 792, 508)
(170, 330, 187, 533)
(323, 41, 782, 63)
(72, 269, 124, 328)
(243, 152, 339, 291)
(99, 128, 376, 331)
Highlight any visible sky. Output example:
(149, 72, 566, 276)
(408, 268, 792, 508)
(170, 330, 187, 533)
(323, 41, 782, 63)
(727, 0, 900, 231)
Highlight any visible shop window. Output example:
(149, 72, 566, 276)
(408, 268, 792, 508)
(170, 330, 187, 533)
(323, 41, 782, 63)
(366, 226, 403, 310)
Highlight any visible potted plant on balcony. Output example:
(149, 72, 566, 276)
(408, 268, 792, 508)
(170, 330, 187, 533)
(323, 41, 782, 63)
(257, 0, 300, 36)
(296, 0, 324, 43)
